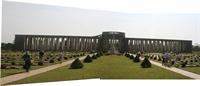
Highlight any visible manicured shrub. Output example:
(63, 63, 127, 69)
(150, 56, 153, 59)
(129, 55, 134, 59)
(92, 55, 97, 59)
(133, 54, 140, 62)
(153, 57, 157, 60)
(11, 61, 16, 65)
(49, 59, 54, 63)
(158, 57, 162, 61)
(57, 58, 61, 61)
(83, 55, 92, 63)
(125, 53, 128, 57)
(44, 59, 48, 61)
(38, 62, 44, 65)
(96, 53, 100, 57)
(70, 58, 84, 69)
(64, 57, 68, 60)
(126, 54, 130, 58)
(181, 61, 187, 67)
(141, 57, 151, 68)
(9, 66, 19, 69)
(1, 64, 9, 69)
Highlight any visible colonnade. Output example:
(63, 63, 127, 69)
(126, 38, 192, 53)
(14, 34, 192, 53)
(15, 35, 99, 51)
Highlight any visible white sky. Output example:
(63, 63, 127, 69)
(1, 0, 200, 45)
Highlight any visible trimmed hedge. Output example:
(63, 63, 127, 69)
(129, 55, 134, 59)
(141, 57, 151, 68)
(84, 55, 93, 63)
(133, 54, 140, 62)
(49, 59, 54, 63)
(1, 64, 9, 69)
(38, 62, 44, 65)
(70, 58, 84, 69)
(92, 55, 97, 59)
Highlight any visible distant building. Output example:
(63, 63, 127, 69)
(14, 31, 192, 53)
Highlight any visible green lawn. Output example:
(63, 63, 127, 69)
(9, 55, 190, 85)
(1, 64, 53, 77)
(181, 67, 200, 74)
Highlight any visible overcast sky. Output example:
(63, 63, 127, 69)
(2, 0, 200, 45)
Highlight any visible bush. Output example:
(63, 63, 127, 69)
(129, 55, 134, 59)
(153, 57, 157, 60)
(49, 59, 54, 63)
(57, 58, 61, 61)
(125, 53, 128, 57)
(11, 61, 16, 65)
(96, 53, 100, 57)
(83, 55, 92, 63)
(92, 55, 97, 59)
(9, 66, 19, 69)
(38, 62, 44, 65)
(181, 61, 187, 67)
(64, 57, 68, 60)
(97, 52, 103, 56)
(158, 57, 162, 61)
(1, 64, 9, 69)
(126, 54, 130, 58)
(133, 54, 140, 62)
(141, 57, 151, 68)
(70, 58, 84, 69)
(150, 56, 153, 59)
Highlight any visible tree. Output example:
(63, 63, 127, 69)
(193, 45, 200, 51)
(1, 43, 15, 50)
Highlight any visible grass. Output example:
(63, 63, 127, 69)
(8, 55, 190, 85)
(1, 51, 86, 77)
(1, 64, 52, 77)
(181, 67, 200, 74)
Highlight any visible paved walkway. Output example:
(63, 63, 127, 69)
(149, 60, 200, 79)
(0, 55, 89, 85)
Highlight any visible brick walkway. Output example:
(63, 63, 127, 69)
(0, 55, 88, 85)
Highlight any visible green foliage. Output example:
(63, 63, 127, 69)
(125, 53, 130, 58)
(129, 55, 134, 59)
(181, 61, 188, 67)
(49, 59, 54, 63)
(1, 64, 9, 69)
(38, 62, 44, 66)
(141, 57, 151, 68)
(133, 54, 140, 62)
(153, 57, 157, 60)
(158, 57, 162, 61)
(70, 58, 84, 69)
(64, 57, 68, 60)
(92, 55, 97, 59)
(11, 61, 16, 65)
(83, 55, 93, 63)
